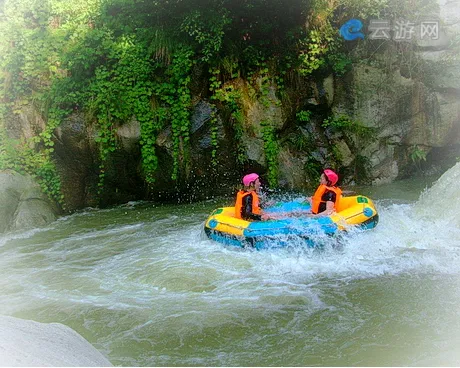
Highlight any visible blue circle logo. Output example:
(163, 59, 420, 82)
(363, 208, 374, 218)
(340, 19, 365, 41)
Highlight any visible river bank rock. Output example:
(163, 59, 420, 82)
(0, 315, 112, 367)
(0, 170, 57, 234)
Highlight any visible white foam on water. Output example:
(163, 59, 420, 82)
(1, 163, 460, 366)
(2, 164, 460, 310)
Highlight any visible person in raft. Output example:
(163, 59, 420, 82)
(306, 169, 342, 217)
(235, 173, 271, 221)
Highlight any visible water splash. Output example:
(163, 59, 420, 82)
(1, 165, 460, 366)
(415, 161, 460, 226)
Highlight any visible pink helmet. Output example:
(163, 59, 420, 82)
(242, 173, 259, 186)
(323, 169, 339, 186)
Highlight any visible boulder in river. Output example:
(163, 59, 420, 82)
(0, 170, 58, 234)
(0, 315, 112, 367)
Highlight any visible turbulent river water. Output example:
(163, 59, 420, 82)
(1, 163, 460, 366)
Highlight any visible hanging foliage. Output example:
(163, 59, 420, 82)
(0, 0, 415, 203)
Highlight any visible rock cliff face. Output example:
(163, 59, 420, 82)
(53, 113, 145, 210)
(416, 0, 460, 173)
(1, 1, 458, 213)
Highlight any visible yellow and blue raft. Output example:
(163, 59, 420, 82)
(204, 195, 378, 249)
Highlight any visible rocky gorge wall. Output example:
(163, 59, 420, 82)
(0, 0, 459, 227)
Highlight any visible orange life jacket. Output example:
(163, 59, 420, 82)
(311, 184, 342, 214)
(235, 190, 261, 219)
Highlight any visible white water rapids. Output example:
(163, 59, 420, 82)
(1, 162, 460, 366)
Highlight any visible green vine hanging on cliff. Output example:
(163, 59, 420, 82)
(209, 67, 246, 165)
(208, 109, 219, 168)
(153, 46, 194, 181)
(260, 119, 279, 187)
(1, 0, 431, 206)
(0, 121, 63, 204)
(139, 106, 166, 185)
(82, 33, 162, 192)
(180, 9, 231, 62)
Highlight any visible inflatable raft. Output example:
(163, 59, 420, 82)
(204, 195, 378, 249)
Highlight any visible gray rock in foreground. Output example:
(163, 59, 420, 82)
(0, 315, 112, 367)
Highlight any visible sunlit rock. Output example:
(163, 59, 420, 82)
(53, 112, 99, 210)
(439, 0, 460, 33)
(3, 104, 46, 141)
(117, 117, 141, 153)
(0, 170, 57, 234)
(0, 315, 112, 367)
